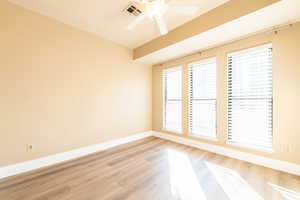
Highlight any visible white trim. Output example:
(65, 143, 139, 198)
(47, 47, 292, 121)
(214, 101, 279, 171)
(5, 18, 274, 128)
(152, 131, 300, 176)
(162, 66, 183, 133)
(162, 65, 182, 73)
(161, 128, 182, 135)
(188, 57, 218, 141)
(0, 131, 152, 179)
(189, 133, 218, 142)
(227, 43, 272, 57)
(2, 131, 300, 180)
(226, 141, 274, 154)
(188, 56, 217, 67)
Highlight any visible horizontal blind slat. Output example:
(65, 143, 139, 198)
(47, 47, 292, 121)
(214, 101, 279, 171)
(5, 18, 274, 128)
(228, 44, 273, 151)
(163, 67, 182, 132)
(189, 58, 217, 138)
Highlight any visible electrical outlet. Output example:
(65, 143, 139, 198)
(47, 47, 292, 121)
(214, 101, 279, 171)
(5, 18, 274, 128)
(27, 144, 33, 152)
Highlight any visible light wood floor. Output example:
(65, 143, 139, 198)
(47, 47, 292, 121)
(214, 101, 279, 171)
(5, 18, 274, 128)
(0, 137, 300, 200)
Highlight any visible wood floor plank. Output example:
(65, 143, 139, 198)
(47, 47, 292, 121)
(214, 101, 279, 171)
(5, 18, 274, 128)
(0, 137, 300, 200)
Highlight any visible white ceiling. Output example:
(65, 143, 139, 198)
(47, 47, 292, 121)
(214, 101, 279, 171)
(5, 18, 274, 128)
(7, 0, 229, 48)
(136, 0, 300, 64)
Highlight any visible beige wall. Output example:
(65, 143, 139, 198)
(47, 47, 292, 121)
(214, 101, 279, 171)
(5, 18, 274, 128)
(153, 22, 300, 165)
(0, 1, 152, 167)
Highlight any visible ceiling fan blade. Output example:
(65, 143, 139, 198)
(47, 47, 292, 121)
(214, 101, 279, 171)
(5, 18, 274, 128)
(154, 15, 168, 35)
(127, 14, 146, 30)
(169, 5, 199, 15)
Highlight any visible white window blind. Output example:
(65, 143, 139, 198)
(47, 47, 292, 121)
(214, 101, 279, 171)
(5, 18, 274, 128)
(228, 44, 273, 151)
(163, 67, 182, 133)
(189, 58, 217, 138)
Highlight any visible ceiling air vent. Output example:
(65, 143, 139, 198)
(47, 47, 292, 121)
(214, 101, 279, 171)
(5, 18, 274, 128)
(124, 4, 143, 16)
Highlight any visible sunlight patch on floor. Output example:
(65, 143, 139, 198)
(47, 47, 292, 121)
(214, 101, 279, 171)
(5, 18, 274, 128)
(205, 161, 264, 200)
(167, 149, 207, 200)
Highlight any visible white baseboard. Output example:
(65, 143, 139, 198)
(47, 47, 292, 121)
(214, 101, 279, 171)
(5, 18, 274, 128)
(0, 131, 152, 179)
(1, 130, 300, 180)
(152, 131, 300, 176)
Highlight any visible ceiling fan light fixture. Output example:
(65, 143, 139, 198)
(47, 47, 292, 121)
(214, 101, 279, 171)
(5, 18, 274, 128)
(146, 0, 168, 18)
(126, 0, 198, 35)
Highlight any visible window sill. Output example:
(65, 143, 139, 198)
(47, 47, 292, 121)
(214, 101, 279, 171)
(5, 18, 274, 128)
(161, 128, 182, 135)
(226, 141, 273, 154)
(189, 133, 218, 142)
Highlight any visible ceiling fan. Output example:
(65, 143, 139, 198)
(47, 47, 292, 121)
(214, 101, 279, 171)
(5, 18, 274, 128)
(126, 0, 199, 35)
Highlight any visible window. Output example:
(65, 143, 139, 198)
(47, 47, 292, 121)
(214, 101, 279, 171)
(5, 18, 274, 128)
(189, 58, 217, 139)
(163, 67, 182, 133)
(228, 44, 273, 151)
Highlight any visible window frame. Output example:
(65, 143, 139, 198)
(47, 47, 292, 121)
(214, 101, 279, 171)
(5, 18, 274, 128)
(226, 43, 273, 153)
(162, 66, 183, 134)
(188, 57, 218, 141)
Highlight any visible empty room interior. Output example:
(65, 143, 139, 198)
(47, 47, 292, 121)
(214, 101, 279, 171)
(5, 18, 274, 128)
(1, 0, 300, 199)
